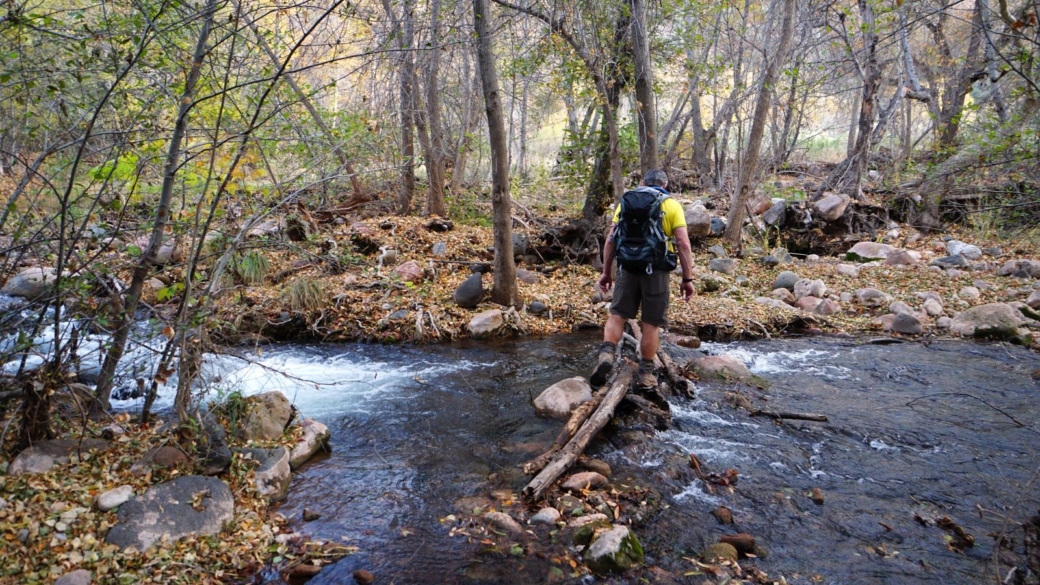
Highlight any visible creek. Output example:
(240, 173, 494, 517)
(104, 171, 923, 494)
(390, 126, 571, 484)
(189, 333, 1040, 584)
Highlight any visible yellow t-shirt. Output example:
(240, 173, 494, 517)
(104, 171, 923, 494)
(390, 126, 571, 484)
(611, 195, 687, 250)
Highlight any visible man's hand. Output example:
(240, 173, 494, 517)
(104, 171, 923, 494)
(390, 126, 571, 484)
(598, 272, 614, 293)
(680, 280, 695, 301)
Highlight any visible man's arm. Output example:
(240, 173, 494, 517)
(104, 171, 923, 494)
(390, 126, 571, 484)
(598, 223, 617, 292)
(673, 226, 695, 301)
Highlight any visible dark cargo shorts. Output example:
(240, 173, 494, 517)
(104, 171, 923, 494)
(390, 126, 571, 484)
(610, 267, 670, 327)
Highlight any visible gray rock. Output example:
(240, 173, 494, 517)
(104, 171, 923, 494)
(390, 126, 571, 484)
(484, 511, 523, 536)
(700, 274, 725, 293)
(1, 267, 57, 299)
(8, 439, 110, 475)
(710, 217, 725, 236)
(890, 313, 923, 335)
(530, 507, 562, 525)
(923, 298, 945, 316)
(512, 233, 529, 255)
(840, 292, 854, 303)
(105, 476, 234, 551)
(584, 525, 644, 574)
(982, 247, 1003, 257)
(937, 316, 953, 329)
(709, 258, 737, 275)
(930, 255, 969, 269)
(528, 300, 548, 316)
(959, 286, 981, 301)
(815, 299, 842, 315)
(534, 377, 593, 418)
(239, 447, 291, 503)
(760, 255, 779, 267)
(561, 471, 609, 492)
(771, 247, 793, 264)
(794, 278, 827, 300)
(289, 418, 331, 469)
(889, 301, 912, 315)
(884, 249, 918, 266)
(516, 268, 540, 284)
(856, 288, 893, 308)
(814, 193, 850, 222)
(1028, 290, 1040, 309)
(431, 242, 447, 256)
(453, 273, 484, 309)
(55, 570, 92, 585)
(946, 240, 982, 261)
(997, 259, 1040, 278)
(239, 391, 294, 442)
(708, 244, 728, 258)
(96, 485, 134, 512)
(568, 513, 610, 529)
(388, 310, 409, 321)
(689, 354, 753, 382)
(773, 270, 800, 291)
(847, 242, 895, 261)
(684, 204, 712, 238)
(950, 303, 1028, 340)
(468, 309, 505, 336)
(794, 296, 822, 312)
(197, 412, 231, 476)
(836, 264, 859, 278)
(762, 201, 787, 226)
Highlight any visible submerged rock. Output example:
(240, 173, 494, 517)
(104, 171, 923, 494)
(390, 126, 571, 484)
(689, 354, 753, 382)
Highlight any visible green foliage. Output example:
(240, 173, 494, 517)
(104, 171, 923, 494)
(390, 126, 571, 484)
(234, 250, 270, 285)
(448, 189, 493, 228)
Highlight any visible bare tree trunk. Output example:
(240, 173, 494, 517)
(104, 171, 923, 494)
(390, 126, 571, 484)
(723, 0, 796, 245)
(474, 0, 518, 306)
(631, 0, 658, 173)
(423, 0, 448, 216)
(381, 0, 417, 213)
(937, 5, 984, 149)
(451, 60, 481, 194)
(689, 91, 713, 181)
(846, 92, 861, 159)
(95, 0, 219, 410)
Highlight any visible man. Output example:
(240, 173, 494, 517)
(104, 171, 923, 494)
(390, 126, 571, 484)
(590, 169, 695, 388)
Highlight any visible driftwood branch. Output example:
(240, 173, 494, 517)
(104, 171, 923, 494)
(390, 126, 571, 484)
(623, 393, 671, 424)
(657, 348, 693, 397)
(749, 409, 828, 422)
(522, 385, 609, 476)
(523, 361, 635, 501)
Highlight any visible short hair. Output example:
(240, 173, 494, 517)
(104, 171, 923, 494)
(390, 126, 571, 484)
(643, 169, 668, 187)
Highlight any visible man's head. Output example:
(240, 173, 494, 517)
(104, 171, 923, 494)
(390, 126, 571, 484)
(642, 169, 668, 188)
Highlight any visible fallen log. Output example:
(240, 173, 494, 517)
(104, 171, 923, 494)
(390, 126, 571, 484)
(522, 385, 610, 476)
(623, 393, 671, 427)
(523, 361, 635, 501)
(657, 348, 693, 398)
(749, 409, 828, 422)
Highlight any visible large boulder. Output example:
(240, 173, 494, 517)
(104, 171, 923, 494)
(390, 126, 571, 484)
(289, 418, 331, 469)
(709, 258, 738, 275)
(684, 203, 712, 238)
(946, 240, 982, 261)
(1028, 289, 1040, 310)
(847, 242, 895, 261)
(561, 471, 609, 492)
(105, 476, 234, 551)
(772, 270, 800, 291)
(584, 525, 645, 574)
(197, 412, 232, 476)
(468, 309, 505, 336)
(239, 391, 294, 442)
(7, 439, 110, 475)
(950, 303, 1028, 340)
(239, 447, 291, 503)
(689, 354, 753, 382)
(453, 273, 483, 308)
(814, 193, 850, 222)
(1, 267, 58, 300)
(884, 249, 918, 266)
(534, 377, 593, 418)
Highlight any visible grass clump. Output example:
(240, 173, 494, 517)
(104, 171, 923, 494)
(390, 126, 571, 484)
(282, 277, 326, 311)
(234, 250, 270, 285)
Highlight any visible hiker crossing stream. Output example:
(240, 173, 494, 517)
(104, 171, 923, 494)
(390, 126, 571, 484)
(120, 333, 1040, 583)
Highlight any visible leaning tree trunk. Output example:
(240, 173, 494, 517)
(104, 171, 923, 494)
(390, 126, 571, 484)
(95, 0, 219, 410)
(380, 0, 418, 214)
(723, 0, 796, 245)
(423, 0, 448, 217)
(631, 0, 658, 174)
(474, 0, 518, 306)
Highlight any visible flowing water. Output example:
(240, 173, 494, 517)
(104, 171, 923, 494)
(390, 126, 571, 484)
(186, 333, 1040, 584)
(11, 297, 1038, 584)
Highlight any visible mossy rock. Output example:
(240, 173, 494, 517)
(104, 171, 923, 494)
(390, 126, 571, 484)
(701, 542, 738, 563)
(584, 525, 645, 574)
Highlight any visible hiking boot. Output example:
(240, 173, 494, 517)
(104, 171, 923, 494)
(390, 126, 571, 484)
(637, 360, 657, 388)
(589, 342, 616, 387)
